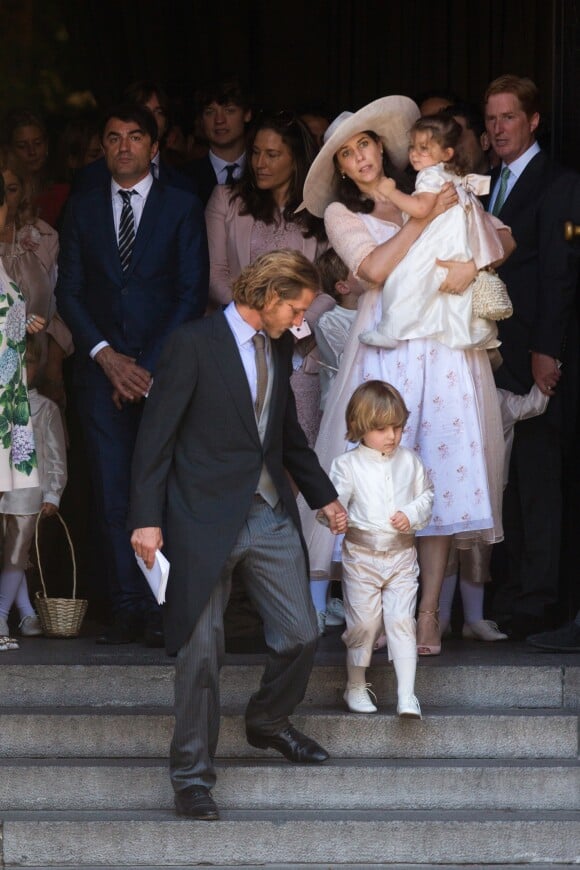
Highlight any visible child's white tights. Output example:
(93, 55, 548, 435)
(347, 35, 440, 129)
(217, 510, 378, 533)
(439, 573, 485, 630)
(0, 568, 36, 621)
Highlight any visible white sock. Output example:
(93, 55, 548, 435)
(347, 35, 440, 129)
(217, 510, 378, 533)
(460, 578, 485, 625)
(392, 656, 417, 702)
(0, 568, 27, 619)
(15, 574, 35, 619)
(439, 573, 458, 628)
(310, 578, 330, 613)
(346, 663, 367, 687)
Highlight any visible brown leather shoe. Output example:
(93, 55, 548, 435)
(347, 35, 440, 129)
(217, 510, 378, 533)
(174, 785, 219, 820)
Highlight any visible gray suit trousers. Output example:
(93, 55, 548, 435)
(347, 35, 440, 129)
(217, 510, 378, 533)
(170, 496, 318, 792)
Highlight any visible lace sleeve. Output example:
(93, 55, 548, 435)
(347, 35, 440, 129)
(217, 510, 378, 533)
(324, 202, 377, 281)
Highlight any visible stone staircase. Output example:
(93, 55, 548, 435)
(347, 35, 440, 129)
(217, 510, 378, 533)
(0, 635, 578, 868)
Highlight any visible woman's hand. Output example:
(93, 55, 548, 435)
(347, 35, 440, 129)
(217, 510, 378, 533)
(437, 259, 477, 295)
(431, 182, 458, 220)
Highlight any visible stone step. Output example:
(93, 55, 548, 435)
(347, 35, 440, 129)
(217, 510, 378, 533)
(0, 758, 577, 811)
(7, 866, 568, 870)
(0, 708, 577, 759)
(0, 661, 573, 709)
(1, 811, 579, 866)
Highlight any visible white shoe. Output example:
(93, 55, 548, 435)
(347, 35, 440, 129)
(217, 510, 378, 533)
(316, 609, 326, 637)
(397, 694, 422, 719)
(19, 615, 43, 637)
(462, 619, 508, 642)
(325, 597, 345, 626)
(343, 683, 378, 713)
(0, 616, 10, 636)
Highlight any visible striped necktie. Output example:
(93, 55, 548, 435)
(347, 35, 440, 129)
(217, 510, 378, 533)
(118, 189, 136, 272)
(492, 166, 511, 216)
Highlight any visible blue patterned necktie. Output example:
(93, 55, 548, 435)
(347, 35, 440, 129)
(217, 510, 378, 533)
(118, 189, 135, 272)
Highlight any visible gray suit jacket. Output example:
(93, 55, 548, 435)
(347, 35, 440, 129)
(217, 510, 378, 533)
(128, 311, 337, 654)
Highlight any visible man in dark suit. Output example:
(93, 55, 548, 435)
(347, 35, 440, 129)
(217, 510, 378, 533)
(72, 81, 198, 197)
(129, 249, 347, 820)
(56, 103, 208, 646)
(185, 79, 251, 206)
(484, 75, 580, 638)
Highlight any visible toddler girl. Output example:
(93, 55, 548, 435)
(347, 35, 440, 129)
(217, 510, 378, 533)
(326, 380, 433, 718)
(360, 113, 506, 351)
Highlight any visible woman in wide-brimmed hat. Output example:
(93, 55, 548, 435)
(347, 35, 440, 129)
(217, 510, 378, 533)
(299, 97, 512, 663)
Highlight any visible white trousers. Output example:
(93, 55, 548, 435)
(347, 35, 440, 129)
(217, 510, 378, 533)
(341, 528, 418, 667)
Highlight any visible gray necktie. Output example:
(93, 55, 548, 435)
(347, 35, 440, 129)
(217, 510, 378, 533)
(224, 163, 239, 184)
(252, 333, 267, 419)
(492, 166, 511, 216)
(118, 189, 135, 272)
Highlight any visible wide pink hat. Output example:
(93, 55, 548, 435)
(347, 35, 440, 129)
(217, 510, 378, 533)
(301, 95, 419, 217)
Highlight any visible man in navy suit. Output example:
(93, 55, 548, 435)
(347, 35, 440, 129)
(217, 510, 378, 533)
(186, 79, 251, 206)
(56, 103, 209, 645)
(484, 75, 580, 638)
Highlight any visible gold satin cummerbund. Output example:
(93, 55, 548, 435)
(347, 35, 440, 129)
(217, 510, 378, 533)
(345, 526, 414, 553)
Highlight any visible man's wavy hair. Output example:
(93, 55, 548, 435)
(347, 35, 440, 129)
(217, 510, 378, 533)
(232, 248, 320, 311)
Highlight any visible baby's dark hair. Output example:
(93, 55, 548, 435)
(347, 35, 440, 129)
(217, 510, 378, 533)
(345, 380, 409, 442)
(410, 113, 470, 175)
(315, 248, 348, 299)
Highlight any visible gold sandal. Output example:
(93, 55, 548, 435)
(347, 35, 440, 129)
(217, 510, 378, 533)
(417, 609, 441, 656)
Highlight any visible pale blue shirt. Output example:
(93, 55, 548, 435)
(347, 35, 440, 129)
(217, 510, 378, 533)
(90, 173, 154, 358)
(488, 141, 541, 213)
(224, 301, 270, 406)
(209, 150, 246, 184)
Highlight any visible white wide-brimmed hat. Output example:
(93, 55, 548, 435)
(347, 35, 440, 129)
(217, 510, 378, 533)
(301, 95, 420, 217)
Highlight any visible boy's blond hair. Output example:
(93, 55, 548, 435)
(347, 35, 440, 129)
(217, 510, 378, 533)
(345, 380, 409, 442)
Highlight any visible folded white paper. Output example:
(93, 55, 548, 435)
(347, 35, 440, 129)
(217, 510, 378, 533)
(135, 549, 170, 605)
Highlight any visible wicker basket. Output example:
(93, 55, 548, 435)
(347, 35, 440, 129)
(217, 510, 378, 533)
(472, 268, 513, 321)
(35, 511, 88, 638)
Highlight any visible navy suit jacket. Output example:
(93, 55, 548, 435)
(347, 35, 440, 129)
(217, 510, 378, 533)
(492, 152, 580, 421)
(56, 180, 209, 376)
(72, 155, 199, 199)
(183, 155, 218, 206)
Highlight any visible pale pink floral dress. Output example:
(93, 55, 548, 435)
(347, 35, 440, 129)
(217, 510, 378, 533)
(299, 204, 504, 576)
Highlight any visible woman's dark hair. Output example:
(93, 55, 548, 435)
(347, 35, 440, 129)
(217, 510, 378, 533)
(232, 112, 325, 240)
(335, 130, 413, 214)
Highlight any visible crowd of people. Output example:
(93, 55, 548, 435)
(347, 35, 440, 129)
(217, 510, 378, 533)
(0, 72, 579, 818)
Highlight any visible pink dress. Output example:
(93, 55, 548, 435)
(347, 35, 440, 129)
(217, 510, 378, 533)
(299, 203, 504, 577)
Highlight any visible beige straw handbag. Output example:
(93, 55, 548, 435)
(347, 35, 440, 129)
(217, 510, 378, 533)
(471, 268, 513, 321)
(35, 511, 88, 638)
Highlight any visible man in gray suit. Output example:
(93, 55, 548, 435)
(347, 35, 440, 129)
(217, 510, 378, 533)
(129, 249, 347, 820)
